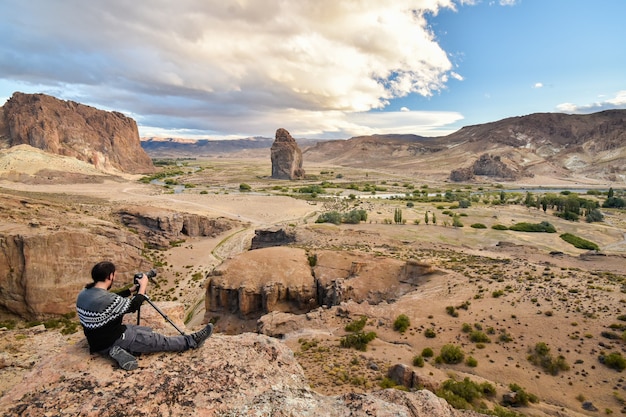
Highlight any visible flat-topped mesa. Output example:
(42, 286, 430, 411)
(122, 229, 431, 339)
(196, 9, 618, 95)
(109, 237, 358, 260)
(1, 92, 155, 174)
(270, 128, 305, 179)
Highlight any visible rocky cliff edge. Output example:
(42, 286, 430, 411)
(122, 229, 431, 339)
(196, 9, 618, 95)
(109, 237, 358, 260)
(0, 303, 484, 417)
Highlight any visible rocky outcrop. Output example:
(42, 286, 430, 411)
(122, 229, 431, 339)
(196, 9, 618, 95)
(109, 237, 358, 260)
(450, 153, 518, 182)
(0, 230, 149, 319)
(250, 226, 296, 250)
(206, 247, 317, 319)
(117, 206, 239, 250)
(207, 247, 436, 320)
(1, 92, 154, 174)
(270, 128, 305, 179)
(314, 251, 435, 306)
(449, 167, 474, 182)
(0, 314, 484, 416)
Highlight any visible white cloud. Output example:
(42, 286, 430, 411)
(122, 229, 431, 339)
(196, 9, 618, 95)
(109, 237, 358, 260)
(400, 107, 411, 112)
(533, 82, 544, 89)
(556, 91, 626, 113)
(0, 0, 463, 139)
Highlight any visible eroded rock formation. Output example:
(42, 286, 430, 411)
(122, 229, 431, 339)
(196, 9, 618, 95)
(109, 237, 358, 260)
(117, 206, 239, 250)
(1, 92, 154, 174)
(206, 247, 317, 319)
(206, 247, 436, 320)
(250, 227, 296, 250)
(450, 153, 518, 182)
(270, 128, 305, 179)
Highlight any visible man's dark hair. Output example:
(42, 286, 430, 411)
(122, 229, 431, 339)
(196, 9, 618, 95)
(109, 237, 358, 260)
(86, 261, 116, 289)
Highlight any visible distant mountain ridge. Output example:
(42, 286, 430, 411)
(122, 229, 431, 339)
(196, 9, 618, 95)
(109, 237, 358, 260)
(140, 110, 626, 183)
(141, 136, 322, 158)
(302, 110, 626, 183)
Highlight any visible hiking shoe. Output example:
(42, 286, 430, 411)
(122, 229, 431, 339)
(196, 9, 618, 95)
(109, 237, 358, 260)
(109, 346, 138, 371)
(191, 323, 213, 348)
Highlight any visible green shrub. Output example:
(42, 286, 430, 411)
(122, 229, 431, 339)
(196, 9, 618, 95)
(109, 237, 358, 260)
(461, 323, 472, 333)
(465, 356, 478, 367)
(424, 328, 437, 338)
(527, 342, 570, 375)
(345, 316, 367, 332)
(422, 347, 434, 357)
(470, 223, 487, 229)
(436, 377, 495, 409)
(469, 331, 491, 344)
(413, 355, 425, 367)
(491, 224, 508, 230)
(601, 352, 626, 371)
(446, 306, 459, 317)
(438, 344, 464, 364)
(238, 183, 251, 191)
(507, 383, 538, 406)
(586, 208, 604, 223)
(340, 331, 377, 351)
(560, 233, 600, 250)
(0, 320, 17, 330)
(316, 211, 342, 225)
(393, 314, 410, 333)
(509, 221, 556, 233)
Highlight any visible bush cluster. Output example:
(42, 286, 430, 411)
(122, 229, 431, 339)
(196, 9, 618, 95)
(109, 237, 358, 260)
(509, 221, 556, 233)
(393, 314, 410, 333)
(560, 233, 599, 250)
(527, 342, 570, 375)
(316, 209, 367, 225)
(436, 344, 464, 364)
(600, 352, 626, 371)
(436, 377, 495, 410)
(340, 331, 377, 351)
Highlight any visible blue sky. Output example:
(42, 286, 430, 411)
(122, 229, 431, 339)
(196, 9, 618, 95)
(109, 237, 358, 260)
(1, 0, 625, 140)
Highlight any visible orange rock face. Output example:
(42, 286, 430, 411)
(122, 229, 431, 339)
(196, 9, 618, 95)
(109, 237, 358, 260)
(2, 92, 155, 174)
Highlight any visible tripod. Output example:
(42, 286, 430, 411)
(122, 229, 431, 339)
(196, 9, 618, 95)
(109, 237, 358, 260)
(136, 296, 187, 336)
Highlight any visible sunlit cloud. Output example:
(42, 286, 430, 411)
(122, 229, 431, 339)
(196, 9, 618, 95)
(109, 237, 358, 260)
(556, 91, 626, 113)
(0, 0, 464, 139)
(533, 82, 544, 89)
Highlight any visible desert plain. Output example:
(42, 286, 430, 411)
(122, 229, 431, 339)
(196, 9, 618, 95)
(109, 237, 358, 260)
(1, 148, 626, 417)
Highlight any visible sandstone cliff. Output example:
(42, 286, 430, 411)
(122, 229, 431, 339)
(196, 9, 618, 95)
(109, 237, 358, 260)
(0, 230, 148, 319)
(1, 92, 155, 174)
(117, 206, 240, 250)
(0, 306, 484, 416)
(270, 128, 305, 180)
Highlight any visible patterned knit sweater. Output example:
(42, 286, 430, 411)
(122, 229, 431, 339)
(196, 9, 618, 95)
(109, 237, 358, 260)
(76, 287, 146, 353)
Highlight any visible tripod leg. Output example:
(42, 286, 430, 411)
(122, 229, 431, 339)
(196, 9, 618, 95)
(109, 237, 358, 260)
(137, 305, 141, 325)
(143, 297, 186, 336)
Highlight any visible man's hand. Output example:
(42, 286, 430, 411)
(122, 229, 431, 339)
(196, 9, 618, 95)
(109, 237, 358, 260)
(135, 274, 149, 295)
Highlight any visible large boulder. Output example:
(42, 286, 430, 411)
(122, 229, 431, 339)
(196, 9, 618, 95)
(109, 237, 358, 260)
(1, 92, 155, 174)
(270, 128, 305, 179)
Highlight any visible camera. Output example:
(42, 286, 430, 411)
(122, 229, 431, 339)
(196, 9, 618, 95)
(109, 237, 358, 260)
(134, 269, 157, 286)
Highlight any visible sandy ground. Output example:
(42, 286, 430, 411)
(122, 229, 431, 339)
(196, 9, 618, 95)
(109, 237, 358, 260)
(1, 150, 626, 416)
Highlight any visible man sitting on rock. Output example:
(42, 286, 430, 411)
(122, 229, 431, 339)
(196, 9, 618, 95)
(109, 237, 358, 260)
(76, 261, 213, 370)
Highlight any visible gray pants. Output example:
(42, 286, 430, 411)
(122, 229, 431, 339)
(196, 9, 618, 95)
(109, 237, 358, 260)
(108, 325, 196, 354)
